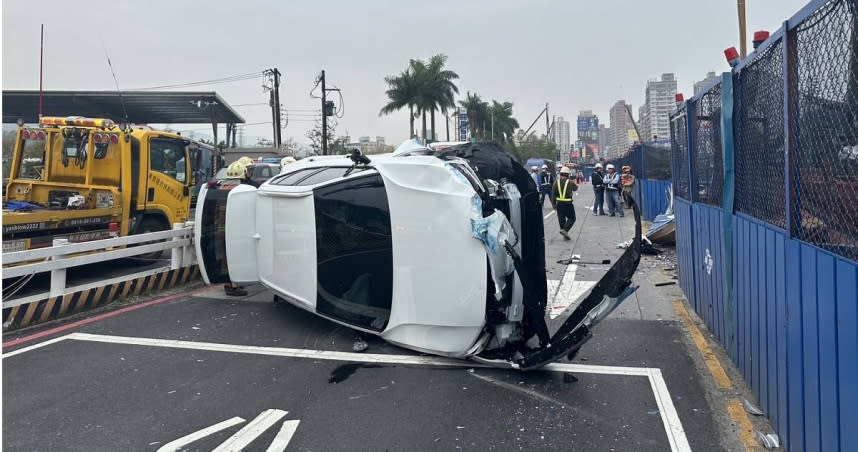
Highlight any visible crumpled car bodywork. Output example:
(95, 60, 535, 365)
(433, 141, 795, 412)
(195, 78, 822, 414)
(195, 141, 640, 370)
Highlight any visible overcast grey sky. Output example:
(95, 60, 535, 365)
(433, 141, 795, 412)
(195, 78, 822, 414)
(3, 0, 808, 146)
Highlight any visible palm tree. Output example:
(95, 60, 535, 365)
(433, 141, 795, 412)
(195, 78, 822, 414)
(379, 69, 419, 138)
(424, 54, 459, 141)
(459, 92, 489, 139)
(487, 100, 519, 143)
(408, 59, 433, 141)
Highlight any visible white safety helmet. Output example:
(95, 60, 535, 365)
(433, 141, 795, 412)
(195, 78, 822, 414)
(237, 156, 254, 167)
(280, 156, 296, 167)
(559, 166, 571, 175)
(595, 163, 603, 169)
(531, 166, 538, 171)
(226, 161, 246, 179)
(541, 164, 548, 169)
(606, 163, 615, 170)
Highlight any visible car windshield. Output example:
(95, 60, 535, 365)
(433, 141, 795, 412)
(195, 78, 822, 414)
(215, 168, 228, 180)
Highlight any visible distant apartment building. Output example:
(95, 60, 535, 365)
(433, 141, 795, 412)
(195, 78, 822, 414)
(551, 116, 571, 159)
(376, 136, 385, 146)
(598, 124, 610, 160)
(609, 100, 635, 158)
(638, 73, 677, 143)
(693, 71, 720, 95)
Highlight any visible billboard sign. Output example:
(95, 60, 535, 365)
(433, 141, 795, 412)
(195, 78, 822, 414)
(458, 113, 468, 142)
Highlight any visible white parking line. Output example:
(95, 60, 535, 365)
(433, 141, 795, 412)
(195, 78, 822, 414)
(547, 264, 597, 319)
(7, 332, 690, 452)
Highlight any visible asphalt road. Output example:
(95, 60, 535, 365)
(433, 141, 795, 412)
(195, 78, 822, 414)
(2, 189, 742, 451)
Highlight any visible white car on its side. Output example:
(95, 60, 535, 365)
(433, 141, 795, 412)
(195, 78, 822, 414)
(195, 140, 641, 369)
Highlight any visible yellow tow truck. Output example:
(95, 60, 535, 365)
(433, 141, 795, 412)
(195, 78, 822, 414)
(3, 116, 219, 252)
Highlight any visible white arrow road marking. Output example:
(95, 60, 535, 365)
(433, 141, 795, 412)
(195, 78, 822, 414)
(265, 420, 301, 452)
(156, 416, 246, 452)
(548, 264, 597, 319)
(213, 409, 288, 452)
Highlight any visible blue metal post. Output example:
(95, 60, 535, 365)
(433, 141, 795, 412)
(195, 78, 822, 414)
(782, 23, 793, 238)
(721, 71, 737, 359)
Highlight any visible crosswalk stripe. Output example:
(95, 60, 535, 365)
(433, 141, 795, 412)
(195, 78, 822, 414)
(213, 409, 288, 452)
(265, 420, 301, 452)
(156, 416, 246, 452)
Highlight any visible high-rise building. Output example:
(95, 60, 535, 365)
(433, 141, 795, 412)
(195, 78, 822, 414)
(639, 73, 677, 143)
(551, 116, 571, 161)
(609, 100, 635, 158)
(376, 136, 385, 146)
(576, 111, 600, 161)
(693, 71, 720, 95)
(598, 124, 610, 160)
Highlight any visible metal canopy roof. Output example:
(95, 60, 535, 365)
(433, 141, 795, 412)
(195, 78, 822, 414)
(2, 90, 245, 124)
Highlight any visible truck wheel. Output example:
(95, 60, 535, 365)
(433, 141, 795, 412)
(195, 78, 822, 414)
(130, 217, 168, 262)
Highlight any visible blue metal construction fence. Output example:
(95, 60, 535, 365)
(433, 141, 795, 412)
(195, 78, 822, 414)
(669, 0, 858, 450)
(608, 144, 673, 221)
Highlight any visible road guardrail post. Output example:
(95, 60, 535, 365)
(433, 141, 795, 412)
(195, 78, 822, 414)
(50, 238, 70, 298)
(182, 221, 195, 266)
(171, 223, 184, 270)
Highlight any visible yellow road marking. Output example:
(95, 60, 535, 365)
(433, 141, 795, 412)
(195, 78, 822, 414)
(727, 398, 760, 451)
(672, 299, 733, 390)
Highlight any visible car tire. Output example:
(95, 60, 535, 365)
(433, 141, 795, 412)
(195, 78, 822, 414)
(129, 217, 168, 262)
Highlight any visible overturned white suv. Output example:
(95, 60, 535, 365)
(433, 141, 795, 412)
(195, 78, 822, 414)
(195, 140, 640, 370)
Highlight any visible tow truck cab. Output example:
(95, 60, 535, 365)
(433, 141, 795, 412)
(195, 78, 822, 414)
(2, 117, 218, 251)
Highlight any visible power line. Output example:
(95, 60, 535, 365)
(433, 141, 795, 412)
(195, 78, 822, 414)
(133, 71, 263, 90)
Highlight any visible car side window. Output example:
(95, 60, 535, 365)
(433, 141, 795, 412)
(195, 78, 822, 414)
(313, 174, 393, 331)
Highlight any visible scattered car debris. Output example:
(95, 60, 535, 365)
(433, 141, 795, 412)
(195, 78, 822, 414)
(742, 398, 765, 416)
(754, 431, 780, 449)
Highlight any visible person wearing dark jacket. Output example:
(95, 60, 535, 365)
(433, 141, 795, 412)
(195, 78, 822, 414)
(550, 166, 578, 240)
(590, 163, 606, 215)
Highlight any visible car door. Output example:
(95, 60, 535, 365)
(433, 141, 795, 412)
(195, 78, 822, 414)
(146, 137, 191, 222)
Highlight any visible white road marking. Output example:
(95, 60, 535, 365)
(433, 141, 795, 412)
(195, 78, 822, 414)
(543, 210, 556, 220)
(213, 409, 288, 452)
(12, 332, 690, 452)
(548, 264, 597, 319)
(265, 420, 301, 452)
(2, 334, 73, 358)
(156, 416, 246, 452)
(648, 368, 692, 452)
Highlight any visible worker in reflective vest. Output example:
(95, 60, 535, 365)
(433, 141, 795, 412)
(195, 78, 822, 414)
(550, 166, 579, 240)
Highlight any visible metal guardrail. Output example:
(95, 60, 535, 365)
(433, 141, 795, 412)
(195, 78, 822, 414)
(2, 223, 196, 302)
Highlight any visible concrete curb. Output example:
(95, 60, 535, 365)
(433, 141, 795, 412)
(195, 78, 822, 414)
(2, 265, 200, 331)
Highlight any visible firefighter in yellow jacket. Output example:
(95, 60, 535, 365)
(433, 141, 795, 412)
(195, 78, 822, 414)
(550, 166, 579, 240)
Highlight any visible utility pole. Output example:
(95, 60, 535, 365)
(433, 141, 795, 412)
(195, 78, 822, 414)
(264, 68, 283, 150)
(321, 70, 328, 155)
(545, 103, 550, 137)
(319, 70, 340, 155)
(737, 0, 747, 58)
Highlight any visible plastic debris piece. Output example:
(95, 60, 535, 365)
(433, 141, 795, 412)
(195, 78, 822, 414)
(563, 373, 578, 383)
(352, 339, 368, 352)
(743, 398, 765, 416)
(654, 281, 677, 287)
(754, 431, 780, 449)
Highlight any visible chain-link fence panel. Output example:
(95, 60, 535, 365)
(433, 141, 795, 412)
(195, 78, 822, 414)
(671, 112, 690, 199)
(692, 83, 724, 206)
(644, 144, 672, 181)
(734, 38, 786, 228)
(789, 0, 858, 261)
